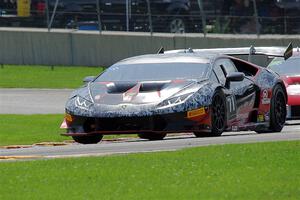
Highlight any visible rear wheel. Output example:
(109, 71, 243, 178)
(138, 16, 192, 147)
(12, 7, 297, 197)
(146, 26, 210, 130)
(72, 134, 103, 144)
(270, 85, 287, 132)
(194, 90, 226, 137)
(138, 133, 167, 140)
(256, 85, 286, 133)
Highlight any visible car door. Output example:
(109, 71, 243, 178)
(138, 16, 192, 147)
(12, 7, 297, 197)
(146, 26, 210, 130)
(214, 58, 257, 125)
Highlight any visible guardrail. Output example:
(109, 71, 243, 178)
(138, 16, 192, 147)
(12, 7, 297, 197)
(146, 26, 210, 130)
(0, 28, 299, 67)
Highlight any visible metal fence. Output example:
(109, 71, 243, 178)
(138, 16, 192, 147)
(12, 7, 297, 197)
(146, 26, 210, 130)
(1, 0, 300, 36)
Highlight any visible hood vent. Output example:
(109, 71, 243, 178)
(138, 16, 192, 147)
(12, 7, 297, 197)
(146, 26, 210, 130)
(139, 83, 167, 92)
(106, 81, 170, 94)
(107, 82, 137, 94)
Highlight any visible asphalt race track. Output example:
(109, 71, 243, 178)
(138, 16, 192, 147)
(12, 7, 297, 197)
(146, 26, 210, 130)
(1, 89, 300, 160)
(0, 88, 72, 114)
(1, 125, 300, 160)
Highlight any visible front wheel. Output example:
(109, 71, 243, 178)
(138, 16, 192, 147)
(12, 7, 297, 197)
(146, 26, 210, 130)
(194, 90, 226, 137)
(72, 134, 103, 144)
(211, 90, 227, 136)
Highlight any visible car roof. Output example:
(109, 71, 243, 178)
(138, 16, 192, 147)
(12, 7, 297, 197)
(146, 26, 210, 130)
(117, 53, 216, 65)
(293, 47, 300, 57)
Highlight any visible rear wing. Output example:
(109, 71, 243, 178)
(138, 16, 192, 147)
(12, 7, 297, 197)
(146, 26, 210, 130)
(164, 43, 293, 65)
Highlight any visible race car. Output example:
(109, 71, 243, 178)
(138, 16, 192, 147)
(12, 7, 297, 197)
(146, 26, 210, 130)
(268, 48, 300, 119)
(61, 50, 287, 144)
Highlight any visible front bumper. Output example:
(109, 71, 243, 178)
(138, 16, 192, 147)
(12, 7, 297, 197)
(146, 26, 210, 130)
(62, 108, 211, 136)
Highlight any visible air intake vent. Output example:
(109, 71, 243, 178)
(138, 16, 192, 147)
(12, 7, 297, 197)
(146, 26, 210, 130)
(107, 82, 137, 93)
(139, 83, 167, 92)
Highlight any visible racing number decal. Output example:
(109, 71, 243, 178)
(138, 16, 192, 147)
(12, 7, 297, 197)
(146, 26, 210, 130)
(226, 95, 237, 120)
(227, 96, 236, 112)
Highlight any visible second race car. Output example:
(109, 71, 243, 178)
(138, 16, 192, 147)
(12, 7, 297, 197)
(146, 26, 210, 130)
(268, 48, 300, 119)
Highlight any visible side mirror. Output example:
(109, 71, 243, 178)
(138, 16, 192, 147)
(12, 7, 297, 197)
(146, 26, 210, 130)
(83, 76, 95, 83)
(225, 72, 244, 88)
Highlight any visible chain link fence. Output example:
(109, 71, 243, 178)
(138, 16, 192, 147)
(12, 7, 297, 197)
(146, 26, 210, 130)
(0, 0, 300, 35)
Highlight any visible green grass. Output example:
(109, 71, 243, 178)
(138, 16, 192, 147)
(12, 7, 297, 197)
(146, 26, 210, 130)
(0, 114, 66, 146)
(0, 65, 104, 88)
(0, 141, 299, 200)
(0, 114, 136, 146)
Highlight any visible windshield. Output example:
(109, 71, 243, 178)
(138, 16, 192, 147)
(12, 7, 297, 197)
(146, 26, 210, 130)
(268, 57, 300, 76)
(95, 63, 209, 82)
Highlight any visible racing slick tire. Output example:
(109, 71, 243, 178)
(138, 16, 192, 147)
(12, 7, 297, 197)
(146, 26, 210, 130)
(72, 134, 103, 144)
(138, 133, 167, 140)
(256, 84, 286, 133)
(194, 89, 226, 137)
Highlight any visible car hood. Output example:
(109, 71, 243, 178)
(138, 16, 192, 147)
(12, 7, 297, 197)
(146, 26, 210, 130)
(86, 79, 200, 105)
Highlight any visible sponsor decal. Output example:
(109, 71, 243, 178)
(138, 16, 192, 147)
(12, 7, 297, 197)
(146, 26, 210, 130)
(226, 95, 237, 120)
(265, 112, 270, 121)
(261, 89, 270, 104)
(187, 107, 205, 118)
(257, 114, 264, 122)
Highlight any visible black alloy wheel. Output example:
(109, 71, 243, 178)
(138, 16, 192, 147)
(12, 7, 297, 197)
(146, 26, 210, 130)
(72, 134, 103, 144)
(194, 90, 226, 137)
(256, 84, 286, 133)
(211, 90, 226, 136)
(138, 133, 167, 140)
(269, 85, 287, 132)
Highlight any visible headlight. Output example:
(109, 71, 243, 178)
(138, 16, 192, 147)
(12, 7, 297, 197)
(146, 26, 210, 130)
(287, 84, 300, 95)
(74, 96, 93, 110)
(158, 93, 193, 108)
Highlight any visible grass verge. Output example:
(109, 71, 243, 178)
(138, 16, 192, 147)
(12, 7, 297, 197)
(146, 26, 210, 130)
(0, 114, 66, 146)
(1, 141, 300, 199)
(0, 65, 103, 89)
(0, 114, 136, 146)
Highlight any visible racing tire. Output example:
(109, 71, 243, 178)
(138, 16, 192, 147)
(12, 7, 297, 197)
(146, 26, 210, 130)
(138, 133, 167, 140)
(211, 90, 227, 136)
(72, 134, 103, 144)
(194, 90, 226, 137)
(270, 85, 287, 132)
(256, 85, 286, 133)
